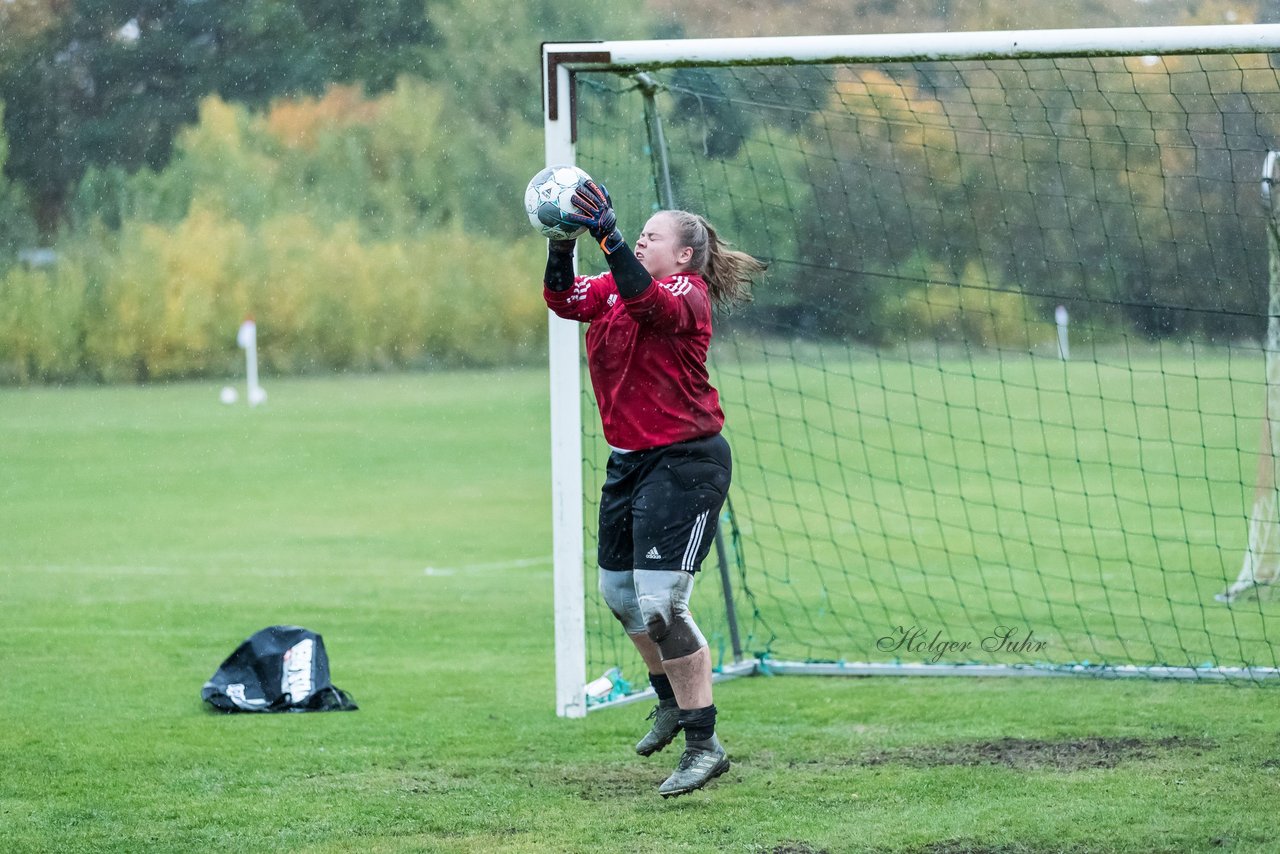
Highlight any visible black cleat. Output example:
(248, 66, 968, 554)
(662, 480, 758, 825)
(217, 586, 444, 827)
(636, 702, 682, 757)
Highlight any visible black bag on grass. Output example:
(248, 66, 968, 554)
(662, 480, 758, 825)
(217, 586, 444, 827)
(202, 625, 357, 713)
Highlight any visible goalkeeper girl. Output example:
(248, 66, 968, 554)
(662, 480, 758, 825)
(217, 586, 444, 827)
(542, 180, 765, 797)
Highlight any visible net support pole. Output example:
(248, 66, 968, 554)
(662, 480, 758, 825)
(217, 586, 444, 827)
(713, 525, 745, 663)
(545, 47, 588, 718)
(1221, 151, 1280, 603)
(636, 73, 676, 211)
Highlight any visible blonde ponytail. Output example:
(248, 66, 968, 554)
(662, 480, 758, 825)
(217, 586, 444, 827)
(663, 210, 766, 310)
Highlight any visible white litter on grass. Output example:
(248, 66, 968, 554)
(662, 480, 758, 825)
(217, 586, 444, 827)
(423, 557, 549, 576)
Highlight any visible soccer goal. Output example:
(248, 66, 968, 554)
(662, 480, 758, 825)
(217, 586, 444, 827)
(543, 25, 1280, 717)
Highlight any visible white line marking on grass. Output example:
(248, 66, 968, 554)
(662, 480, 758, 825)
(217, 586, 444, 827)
(10, 564, 178, 575)
(423, 557, 549, 576)
(11, 564, 319, 577)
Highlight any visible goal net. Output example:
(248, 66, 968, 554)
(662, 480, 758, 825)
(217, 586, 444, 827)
(543, 26, 1280, 716)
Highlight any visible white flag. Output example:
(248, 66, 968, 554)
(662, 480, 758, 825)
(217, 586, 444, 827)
(237, 319, 257, 349)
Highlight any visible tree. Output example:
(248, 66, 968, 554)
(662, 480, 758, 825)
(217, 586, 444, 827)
(0, 0, 434, 237)
(0, 0, 63, 76)
(0, 102, 39, 260)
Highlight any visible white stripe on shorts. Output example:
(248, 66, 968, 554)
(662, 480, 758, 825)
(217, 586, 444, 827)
(681, 510, 711, 571)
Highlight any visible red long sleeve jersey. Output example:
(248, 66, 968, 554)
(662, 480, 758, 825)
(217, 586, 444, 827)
(544, 270, 724, 451)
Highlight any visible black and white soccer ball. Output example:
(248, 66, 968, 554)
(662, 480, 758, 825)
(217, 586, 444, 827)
(524, 165, 593, 240)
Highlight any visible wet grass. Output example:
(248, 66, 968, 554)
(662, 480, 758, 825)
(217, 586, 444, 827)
(1, 369, 1277, 852)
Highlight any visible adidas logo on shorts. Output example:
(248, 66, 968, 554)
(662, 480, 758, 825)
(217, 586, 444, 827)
(646, 547, 662, 560)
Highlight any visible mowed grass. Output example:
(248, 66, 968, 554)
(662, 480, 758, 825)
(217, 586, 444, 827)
(2, 368, 1280, 853)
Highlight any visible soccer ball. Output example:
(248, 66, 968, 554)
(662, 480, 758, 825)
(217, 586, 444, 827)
(524, 165, 593, 240)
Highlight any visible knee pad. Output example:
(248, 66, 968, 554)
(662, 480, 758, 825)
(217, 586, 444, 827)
(634, 570, 707, 660)
(599, 568, 646, 635)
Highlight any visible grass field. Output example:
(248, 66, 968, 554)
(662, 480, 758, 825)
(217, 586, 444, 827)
(3, 368, 1280, 852)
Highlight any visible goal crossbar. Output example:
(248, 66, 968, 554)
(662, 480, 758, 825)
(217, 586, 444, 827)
(545, 24, 1280, 77)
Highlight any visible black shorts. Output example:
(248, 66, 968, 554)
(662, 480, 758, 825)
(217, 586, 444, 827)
(597, 433, 732, 573)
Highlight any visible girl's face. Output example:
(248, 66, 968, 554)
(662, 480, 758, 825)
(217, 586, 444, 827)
(634, 214, 694, 280)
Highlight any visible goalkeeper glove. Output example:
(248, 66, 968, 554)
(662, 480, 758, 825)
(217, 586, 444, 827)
(567, 180, 625, 254)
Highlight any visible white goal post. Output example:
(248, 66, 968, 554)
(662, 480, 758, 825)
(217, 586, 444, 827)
(544, 24, 1280, 718)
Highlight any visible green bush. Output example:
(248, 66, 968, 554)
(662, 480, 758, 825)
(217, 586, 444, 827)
(76, 204, 250, 381)
(1, 80, 554, 385)
(897, 259, 1055, 350)
(0, 206, 549, 384)
(0, 263, 87, 383)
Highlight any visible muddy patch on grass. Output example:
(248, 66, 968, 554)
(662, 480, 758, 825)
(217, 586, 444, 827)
(860, 735, 1213, 772)
(761, 841, 1070, 854)
(761, 844, 830, 854)
(907, 841, 1070, 854)
(571, 764, 659, 800)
